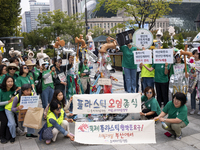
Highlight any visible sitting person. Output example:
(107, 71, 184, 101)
(140, 86, 161, 120)
(154, 92, 189, 140)
(46, 100, 74, 144)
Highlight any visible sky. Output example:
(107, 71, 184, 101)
(20, 0, 49, 15)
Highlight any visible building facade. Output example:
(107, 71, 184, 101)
(21, 11, 32, 33)
(151, 18, 170, 32)
(30, 2, 50, 30)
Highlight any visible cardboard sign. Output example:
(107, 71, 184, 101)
(195, 61, 200, 71)
(58, 72, 66, 82)
(173, 64, 185, 75)
(44, 74, 53, 84)
(18, 109, 27, 122)
(20, 96, 39, 110)
(133, 50, 152, 64)
(133, 29, 153, 49)
(98, 78, 112, 85)
(73, 93, 141, 114)
(75, 120, 156, 144)
(153, 49, 173, 64)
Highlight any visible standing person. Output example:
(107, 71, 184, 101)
(9, 56, 25, 75)
(0, 63, 19, 84)
(136, 64, 141, 93)
(120, 44, 137, 93)
(154, 92, 189, 140)
(15, 65, 35, 92)
(0, 76, 15, 143)
(41, 62, 57, 109)
(53, 58, 67, 99)
(141, 62, 170, 107)
(0, 65, 7, 80)
(190, 49, 200, 115)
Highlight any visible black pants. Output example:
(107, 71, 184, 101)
(0, 111, 12, 140)
(142, 108, 158, 119)
(155, 82, 169, 107)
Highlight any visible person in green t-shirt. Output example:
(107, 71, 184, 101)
(0, 64, 7, 80)
(154, 92, 189, 141)
(120, 44, 137, 93)
(140, 86, 161, 120)
(142, 62, 170, 107)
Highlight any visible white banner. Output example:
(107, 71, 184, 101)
(153, 49, 173, 64)
(20, 96, 39, 110)
(75, 120, 156, 144)
(73, 93, 141, 114)
(173, 64, 185, 75)
(98, 78, 112, 85)
(133, 50, 152, 64)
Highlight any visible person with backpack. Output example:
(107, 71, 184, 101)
(25, 60, 40, 84)
(5, 84, 38, 143)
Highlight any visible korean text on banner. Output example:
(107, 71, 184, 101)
(73, 93, 141, 114)
(75, 120, 156, 144)
(20, 96, 39, 110)
(133, 50, 152, 64)
(153, 49, 173, 64)
(173, 64, 185, 75)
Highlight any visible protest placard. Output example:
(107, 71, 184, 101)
(58, 72, 66, 82)
(73, 93, 141, 114)
(173, 64, 185, 75)
(75, 120, 156, 144)
(98, 78, 112, 85)
(133, 50, 152, 64)
(20, 96, 39, 110)
(195, 61, 200, 71)
(153, 49, 173, 64)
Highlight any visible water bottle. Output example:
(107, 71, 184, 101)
(161, 122, 168, 128)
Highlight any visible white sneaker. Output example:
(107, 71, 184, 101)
(16, 127, 26, 136)
(197, 111, 200, 115)
(190, 109, 195, 115)
(176, 135, 182, 141)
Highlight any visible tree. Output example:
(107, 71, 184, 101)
(0, 0, 21, 37)
(88, 26, 105, 39)
(176, 33, 184, 49)
(162, 37, 168, 48)
(95, 0, 182, 30)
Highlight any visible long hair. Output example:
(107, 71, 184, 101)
(1, 76, 16, 92)
(51, 89, 66, 108)
(19, 65, 28, 76)
(0, 65, 6, 75)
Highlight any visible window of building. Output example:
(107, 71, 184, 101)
(108, 30, 110, 34)
(104, 23, 106, 28)
(108, 23, 109, 28)
(111, 23, 113, 28)
(91, 24, 92, 29)
(118, 30, 120, 33)
(100, 24, 102, 28)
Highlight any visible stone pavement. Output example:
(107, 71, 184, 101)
(1, 70, 200, 150)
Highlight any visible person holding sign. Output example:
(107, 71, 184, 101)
(141, 62, 170, 107)
(154, 92, 189, 141)
(5, 84, 38, 143)
(41, 63, 57, 109)
(140, 87, 161, 120)
(120, 44, 137, 93)
(0, 76, 16, 143)
(46, 100, 74, 144)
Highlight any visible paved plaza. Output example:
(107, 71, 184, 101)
(0, 70, 200, 150)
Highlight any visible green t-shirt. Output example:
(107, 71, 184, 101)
(0, 73, 18, 84)
(163, 101, 189, 126)
(42, 70, 54, 91)
(16, 76, 34, 88)
(0, 89, 15, 111)
(152, 64, 170, 83)
(141, 95, 161, 115)
(120, 45, 137, 69)
(141, 64, 155, 78)
(79, 64, 90, 77)
(28, 69, 40, 83)
(169, 63, 189, 77)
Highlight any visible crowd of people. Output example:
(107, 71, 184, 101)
(0, 43, 198, 144)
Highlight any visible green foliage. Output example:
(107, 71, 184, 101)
(163, 37, 168, 48)
(96, 0, 182, 30)
(88, 26, 106, 39)
(0, 0, 21, 37)
(176, 33, 184, 49)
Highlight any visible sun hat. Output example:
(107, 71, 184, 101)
(25, 60, 35, 66)
(7, 63, 19, 71)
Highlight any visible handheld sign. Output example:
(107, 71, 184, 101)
(153, 49, 173, 64)
(132, 29, 153, 49)
(20, 96, 39, 110)
(133, 50, 152, 64)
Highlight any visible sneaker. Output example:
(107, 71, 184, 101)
(1, 138, 8, 144)
(176, 135, 182, 141)
(26, 134, 38, 139)
(197, 111, 200, 115)
(190, 109, 195, 115)
(46, 140, 51, 145)
(10, 138, 15, 143)
(16, 127, 26, 136)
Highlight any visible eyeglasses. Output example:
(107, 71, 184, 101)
(23, 67, 29, 69)
(146, 92, 152, 95)
(9, 67, 16, 70)
(175, 55, 180, 59)
(56, 107, 62, 111)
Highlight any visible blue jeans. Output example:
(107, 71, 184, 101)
(41, 86, 54, 109)
(142, 77, 154, 92)
(124, 68, 137, 93)
(191, 88, 200, 110)
(5, 110, 35, 138)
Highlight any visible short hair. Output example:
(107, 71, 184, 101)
(143, 86, 156, 97)
(173, 92, 186, 106)
(50, 100, 61, 112)
(19, 65, 27, 76)
(1, 76, 16, 92)
(9, 57, 19, 63)
(21, 84, 32, 92)
(0, 65, 6, 75)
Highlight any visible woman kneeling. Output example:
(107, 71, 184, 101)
(154, 92, 189, 140)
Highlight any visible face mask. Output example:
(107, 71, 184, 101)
(45, 64, 48, 69)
